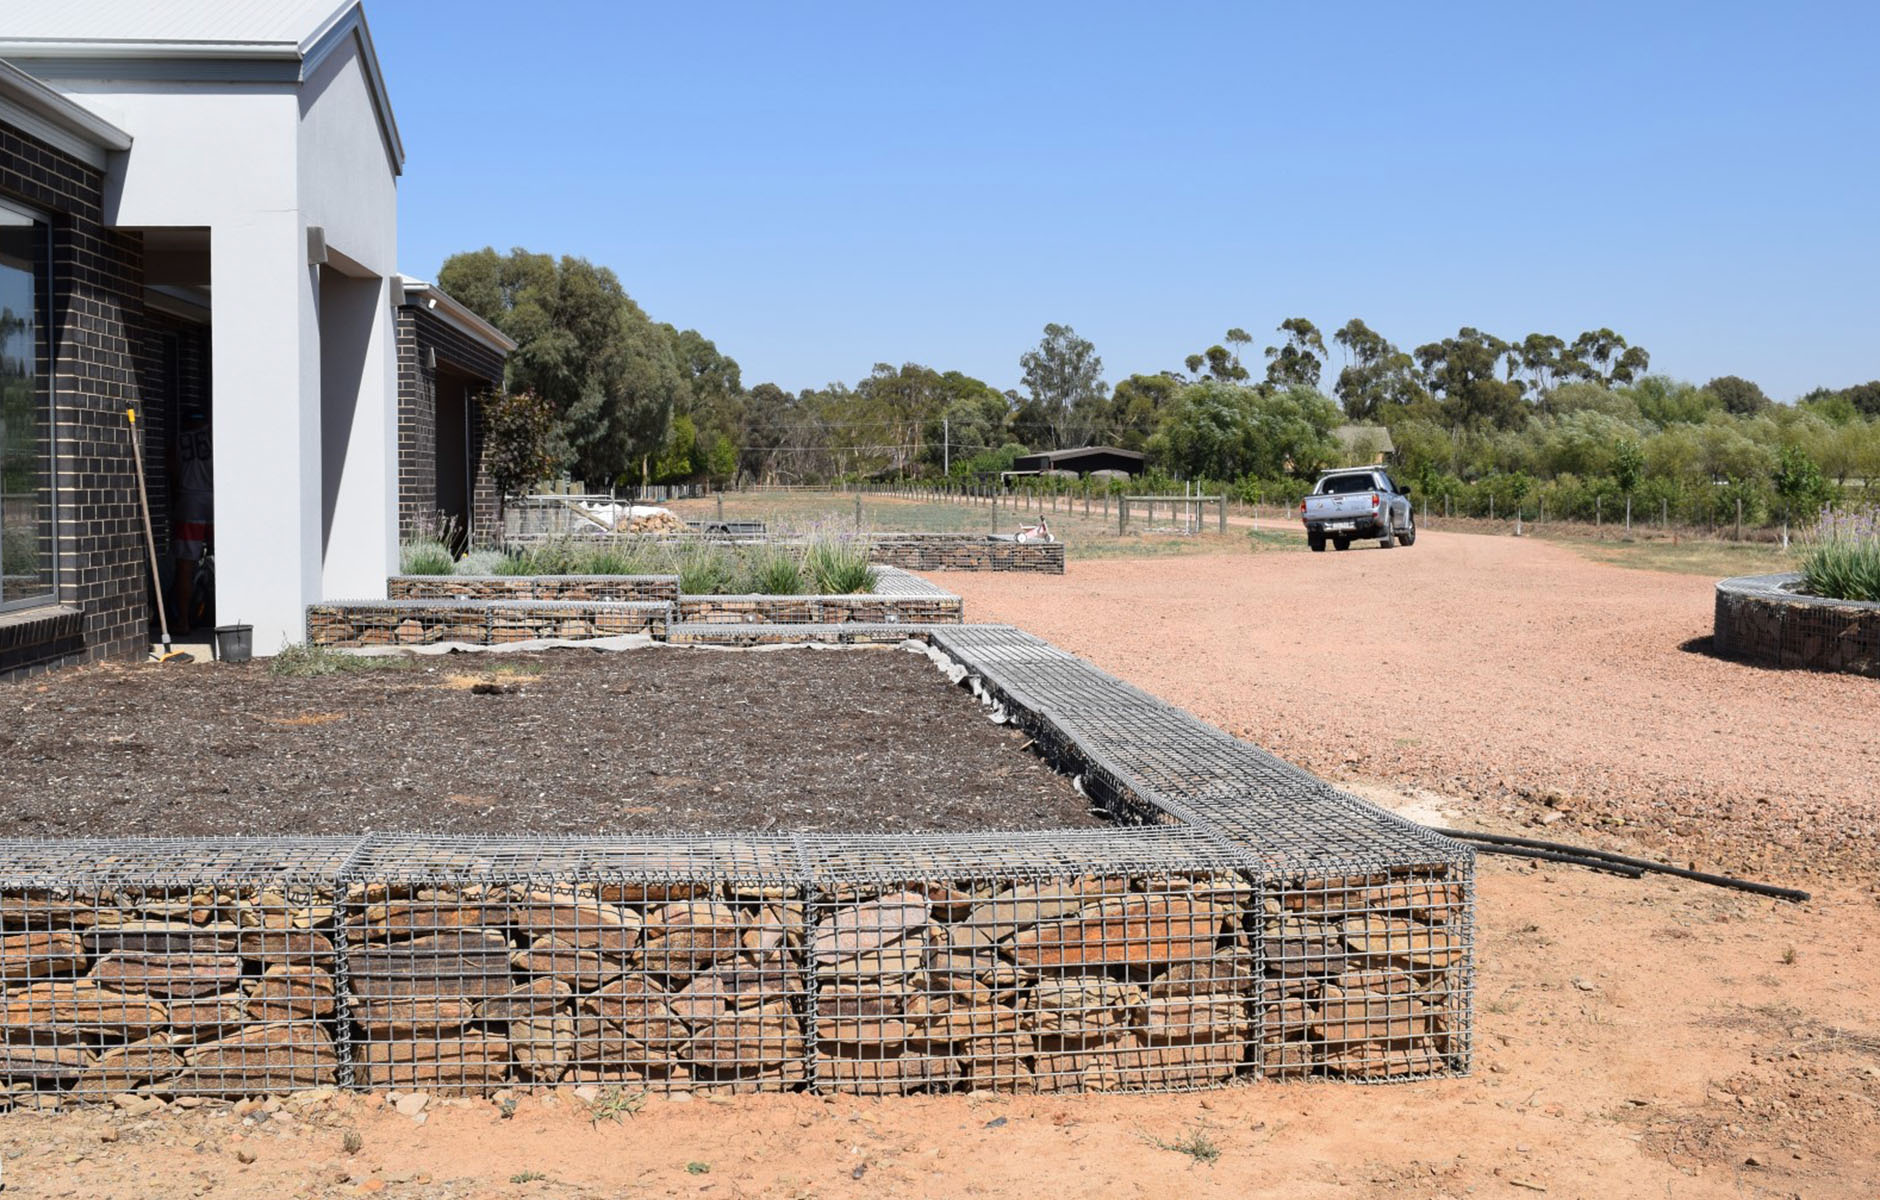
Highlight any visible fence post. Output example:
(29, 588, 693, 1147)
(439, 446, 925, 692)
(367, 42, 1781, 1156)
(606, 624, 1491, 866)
(1736, 497, 1743, 541)
(855, 494, 862, 530)
(1662, 497, 1668, 528)
(1219, 494, 1227, 533)
(1119, 497, 1128, 534)
(1625, 495, 1632, 535)
(1596, 495, 1601, 531)
(1490, 494, 1495, 521)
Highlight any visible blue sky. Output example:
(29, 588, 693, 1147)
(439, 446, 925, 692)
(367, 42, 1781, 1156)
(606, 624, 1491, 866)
(371, 1, 1878, 402)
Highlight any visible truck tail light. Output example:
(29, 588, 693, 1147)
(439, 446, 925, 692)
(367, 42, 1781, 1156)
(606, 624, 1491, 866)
(1371, 494, 1380, 509)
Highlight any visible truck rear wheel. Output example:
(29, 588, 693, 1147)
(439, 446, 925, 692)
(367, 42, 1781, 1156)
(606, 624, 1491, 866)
(1399, 515, 1417, 546)
(1332, 536, 1350, 552)
(1308, 533, 1326, 552)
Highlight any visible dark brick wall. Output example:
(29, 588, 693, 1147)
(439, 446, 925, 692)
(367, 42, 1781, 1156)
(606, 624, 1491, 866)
(136, 311, 211, 559)
(1, 118, 150, 681)
(396, 305, 506, 548)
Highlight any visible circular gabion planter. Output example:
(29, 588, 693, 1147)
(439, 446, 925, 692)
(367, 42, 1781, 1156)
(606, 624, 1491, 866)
(1713, 573, 1880, 677)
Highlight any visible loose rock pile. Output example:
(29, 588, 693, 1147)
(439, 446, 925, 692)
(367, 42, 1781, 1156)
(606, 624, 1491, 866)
(620, 511, 688, 535)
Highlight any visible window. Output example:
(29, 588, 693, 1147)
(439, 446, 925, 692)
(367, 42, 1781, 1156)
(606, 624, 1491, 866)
(0, 200, 53, 612)
(1319, 473, 1379, 495)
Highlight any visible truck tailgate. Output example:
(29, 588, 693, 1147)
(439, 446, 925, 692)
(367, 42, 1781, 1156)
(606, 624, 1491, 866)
(1305, 493, 1376, 520)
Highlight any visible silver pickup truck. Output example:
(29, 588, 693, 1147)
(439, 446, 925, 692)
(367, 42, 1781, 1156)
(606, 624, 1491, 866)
(1301, 467, 1416, 552)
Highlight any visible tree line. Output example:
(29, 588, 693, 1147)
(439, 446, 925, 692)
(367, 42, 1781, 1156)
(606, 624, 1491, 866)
(440, 246, 1880, 524)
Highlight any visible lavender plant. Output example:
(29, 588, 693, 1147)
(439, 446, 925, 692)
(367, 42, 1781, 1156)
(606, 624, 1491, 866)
(1798, 505, 1880, 602)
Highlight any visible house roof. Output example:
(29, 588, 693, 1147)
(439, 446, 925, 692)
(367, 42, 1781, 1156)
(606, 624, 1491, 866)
(396, 277, 519, 356)
(0, 58, 130, 169)
(0, 0, 358, 50)
(0, 0, 404, 175)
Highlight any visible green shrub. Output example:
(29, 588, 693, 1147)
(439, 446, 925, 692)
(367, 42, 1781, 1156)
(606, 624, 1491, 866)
(580, 540, 654, 576)
(400, 540, 455, 575)
(738, 544, 803, 594)
(669, 542, 736, 594)
(1799, 506, 1880, 602)
(803, 533, 875, 594)
(454, 549, 506, 576)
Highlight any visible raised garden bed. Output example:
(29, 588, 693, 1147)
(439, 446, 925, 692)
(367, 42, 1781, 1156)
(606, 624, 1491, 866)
(863, 534, 1064, 575)
(0, 649, 1091, 838)
(317, 569, 962, 647)
(498, 532, 1068, 575)
(0, 627, 1472, 1103)
(389, 575, 680, 604)
(304, 599, 670, 647)
(673, 567, 961, 626)
(1713, 573, 1880, 677)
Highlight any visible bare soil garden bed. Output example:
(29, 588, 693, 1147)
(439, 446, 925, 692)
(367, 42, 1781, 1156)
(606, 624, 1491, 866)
(0, 648, 1099, 837)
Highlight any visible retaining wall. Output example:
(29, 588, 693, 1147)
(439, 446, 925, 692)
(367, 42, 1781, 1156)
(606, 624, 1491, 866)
(1713, 573, 1880, 677)
(496, 533, 1067, 574)
(318, 569, 960, 645)
(389, 575, 681, 604)
(863, 536, 1064, 575)
(0, 626, 1471, 1104)
(305, 599, 669, 647)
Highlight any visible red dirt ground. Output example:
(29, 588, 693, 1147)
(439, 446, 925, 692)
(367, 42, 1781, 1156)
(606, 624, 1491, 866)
(1, 530, 1875, 1198)
(935, 530, 1880, 880)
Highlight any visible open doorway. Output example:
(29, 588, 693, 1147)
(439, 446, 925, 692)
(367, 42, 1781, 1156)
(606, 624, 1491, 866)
(140, 228, 214, 642)
(157, 324, 214, 637)
(434, 367, 474, 554)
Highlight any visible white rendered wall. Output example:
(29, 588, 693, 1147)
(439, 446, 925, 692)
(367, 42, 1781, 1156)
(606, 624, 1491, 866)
(300, 41, 398, 600)
(43, 42, 399, 653)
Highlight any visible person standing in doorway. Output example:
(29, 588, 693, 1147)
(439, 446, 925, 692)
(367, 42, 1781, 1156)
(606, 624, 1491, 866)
(171, 408, 212, 636)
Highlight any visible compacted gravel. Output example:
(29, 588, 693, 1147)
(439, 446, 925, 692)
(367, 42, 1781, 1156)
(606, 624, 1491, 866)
(0, 647, 1097, 836)
(933, 531, 1880, 877)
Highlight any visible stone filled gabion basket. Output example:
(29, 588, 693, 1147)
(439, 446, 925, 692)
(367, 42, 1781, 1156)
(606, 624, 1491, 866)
(1714, 573, 1880, 677)
(0, 624, 1473, 1105)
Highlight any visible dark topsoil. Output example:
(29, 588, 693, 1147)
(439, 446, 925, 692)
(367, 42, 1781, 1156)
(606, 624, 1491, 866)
(0, 648, 1102, 837)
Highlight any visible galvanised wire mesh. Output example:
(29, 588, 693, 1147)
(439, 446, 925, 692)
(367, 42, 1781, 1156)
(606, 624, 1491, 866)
(0, 622, 1473, 1103)
(0, 840, 359, 1105)
(305, 599, 670, 647)
(1713, 573, 1880, 677)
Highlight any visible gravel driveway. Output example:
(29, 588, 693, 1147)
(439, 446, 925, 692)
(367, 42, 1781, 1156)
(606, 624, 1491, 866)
(934, 530, 1879, 876)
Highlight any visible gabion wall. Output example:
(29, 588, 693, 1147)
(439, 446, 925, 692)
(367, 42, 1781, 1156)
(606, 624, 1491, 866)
(1714, 573, 1880, 677)
(389, 575, 681, 604)
(0, 625, 1471, 1104)
(862, 536, 1064, 575)
(305, 600, 670, 647)
(498, 533, 1067, 575)
(315, 568, 962, 646)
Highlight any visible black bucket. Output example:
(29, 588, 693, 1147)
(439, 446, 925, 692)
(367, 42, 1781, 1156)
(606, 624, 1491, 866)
(212, 624, 253, 664)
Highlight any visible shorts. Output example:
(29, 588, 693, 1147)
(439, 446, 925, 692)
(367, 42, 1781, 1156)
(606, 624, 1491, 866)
(174, 521, 210, 563)
(175, 491, 212, 561)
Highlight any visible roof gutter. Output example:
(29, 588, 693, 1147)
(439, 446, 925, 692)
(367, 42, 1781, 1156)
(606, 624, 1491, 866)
(0, 41, 304, 60)
(397, 277, 519, 356)
(0, 59, 132, 168)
